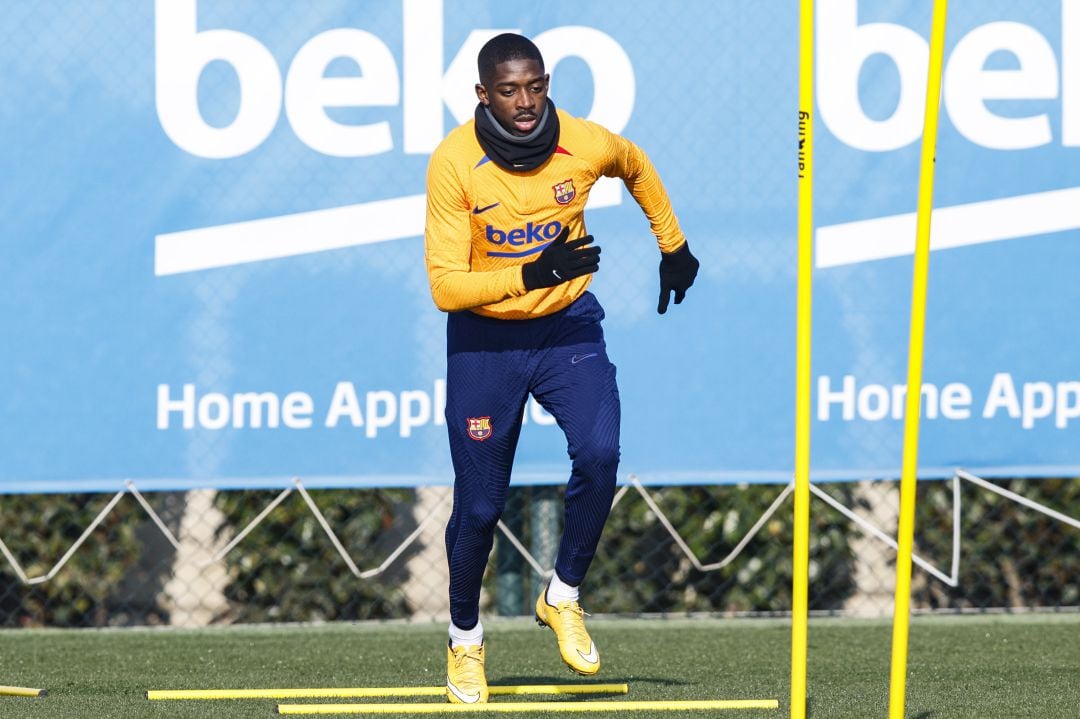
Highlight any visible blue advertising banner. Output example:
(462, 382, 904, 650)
(2, 1, 1078, 493)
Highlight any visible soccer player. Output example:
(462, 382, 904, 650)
(424, 33, 698, 704)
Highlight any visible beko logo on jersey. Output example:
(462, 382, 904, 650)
(485, 221, 563, 256)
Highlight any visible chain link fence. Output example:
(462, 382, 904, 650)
(2, 476, 1076, 627)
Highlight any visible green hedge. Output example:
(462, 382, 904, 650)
(1, 478, 1076, 627)
(212, 488, 415, 622)
(914, 477, 1080, 609)
(0, 493, 142, 627)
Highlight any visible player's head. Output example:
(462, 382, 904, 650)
(477, 33, 544, 86)
(475, 33, 550, 137)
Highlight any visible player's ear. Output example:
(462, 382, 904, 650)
(475, 83, 489, 106)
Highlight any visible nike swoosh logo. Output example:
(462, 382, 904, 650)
(577, 642, 599, 664)
(571, 353, 598, 364)
(446, 678, 481, 704)
(472, 202, 501, 214)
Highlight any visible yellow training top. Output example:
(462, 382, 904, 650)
(424, 109, 686, 320)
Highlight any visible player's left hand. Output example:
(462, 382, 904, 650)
(657, 241, 700, 314)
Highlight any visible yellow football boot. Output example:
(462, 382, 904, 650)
(446, 641, 488, 704)
(535, 592, 600, 675)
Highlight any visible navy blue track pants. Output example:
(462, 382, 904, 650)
(444, 292, 620, 630)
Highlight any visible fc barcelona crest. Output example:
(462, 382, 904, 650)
(552, 178, 576, 205)
(467, 416, 493, 441)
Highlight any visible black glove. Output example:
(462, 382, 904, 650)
(522, 226, 601, 291)
(657, 241, 699, 314)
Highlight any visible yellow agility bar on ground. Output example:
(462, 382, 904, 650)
(147, 684, 629, 701)
(888, 2, 950, 719)
(275, 699, 780, 715)
(790, 1, 814, 719)
(0, 685, 47, 697)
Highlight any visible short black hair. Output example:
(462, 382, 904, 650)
(477, 33, 544, 86)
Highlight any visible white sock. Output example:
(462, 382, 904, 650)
(449, 620, 484, 649)
(545, 573, 580, 605)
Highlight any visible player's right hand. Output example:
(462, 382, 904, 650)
(521, 226, 601, 290)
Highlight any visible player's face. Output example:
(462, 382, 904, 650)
(476, 59, 550, 137)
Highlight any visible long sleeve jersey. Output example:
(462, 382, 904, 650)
(424, 109, 686, 320)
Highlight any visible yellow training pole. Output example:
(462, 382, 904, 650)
(147, 684, 629, 701)
(888, 2, 949, 718)
(275, 699, 781, 715)
(0, 685, 47, 697)
(790, 0, 814, 718)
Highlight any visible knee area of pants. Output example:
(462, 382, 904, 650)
(572, 443, 620, 474)
(462, 503, 501, 534)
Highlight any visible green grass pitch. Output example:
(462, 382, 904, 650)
(1, 614, 1076, 717)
